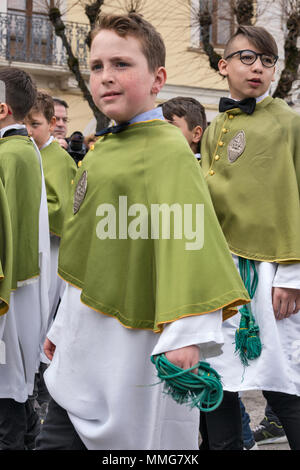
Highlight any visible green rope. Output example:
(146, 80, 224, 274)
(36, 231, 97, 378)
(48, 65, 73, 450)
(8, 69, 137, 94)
(151, 354, 223, 412)
(235, 257, 262, 366)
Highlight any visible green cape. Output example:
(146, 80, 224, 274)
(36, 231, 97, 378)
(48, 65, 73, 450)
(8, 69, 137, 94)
(58, 120, 249, 332)
(0, 135, 41, 315)
(201, 97, 300, 263)
(0, 179, 12, 315)
(41, 140, 77, 237)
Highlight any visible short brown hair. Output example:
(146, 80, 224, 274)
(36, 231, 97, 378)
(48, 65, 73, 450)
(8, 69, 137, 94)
(28, 90, 55, 123)
(0, 67, 37, 121)
(161, 97, 207, 132)
(91, 13, 165, 72)
(224, 25, 278, 58)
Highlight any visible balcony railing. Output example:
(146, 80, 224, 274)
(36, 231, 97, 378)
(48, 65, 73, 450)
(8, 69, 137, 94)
(0, 12, 90, 70)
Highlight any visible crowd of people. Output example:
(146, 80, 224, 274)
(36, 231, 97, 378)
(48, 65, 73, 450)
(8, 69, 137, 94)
(0, 12, 300, 451)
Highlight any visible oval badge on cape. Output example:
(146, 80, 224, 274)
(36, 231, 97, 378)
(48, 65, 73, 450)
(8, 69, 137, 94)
(227, 130, 246, 163)
(73, 170, 87, 214)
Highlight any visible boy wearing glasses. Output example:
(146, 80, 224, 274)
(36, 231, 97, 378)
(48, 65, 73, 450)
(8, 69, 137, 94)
(201, 26, 300, 450)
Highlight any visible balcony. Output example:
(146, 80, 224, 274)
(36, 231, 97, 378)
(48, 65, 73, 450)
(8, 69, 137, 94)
(0, 12, 90, 73)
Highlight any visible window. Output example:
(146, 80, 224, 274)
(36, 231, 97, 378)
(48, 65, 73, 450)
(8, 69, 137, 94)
(192, 0, 235, 48)
(212, 0, 235, 46)
(7, 0, 55, 64)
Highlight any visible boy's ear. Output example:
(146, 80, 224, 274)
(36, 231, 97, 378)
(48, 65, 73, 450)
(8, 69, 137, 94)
(271, 66, 276, 82)
(151, 66, 167, 95)
(192, 125, 203, 144)
(218, 58, 228, 77)
(0, 102, 11, 120)
(49, 116, 56, 133)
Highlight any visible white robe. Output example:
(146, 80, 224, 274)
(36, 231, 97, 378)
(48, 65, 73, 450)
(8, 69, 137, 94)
(39, 234, 66, 366)
(0, 141, 50, 403)
(44, 284, 224, 450)
(48, 234, 66, 327)
(208, 257, 300, 396)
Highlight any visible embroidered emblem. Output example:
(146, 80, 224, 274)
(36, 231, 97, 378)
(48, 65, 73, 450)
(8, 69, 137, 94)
(227, 130, 246, 163)
(73, 170, 87, 214)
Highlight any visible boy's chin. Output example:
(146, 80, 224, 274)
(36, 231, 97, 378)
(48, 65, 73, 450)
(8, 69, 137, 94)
(103, 112, 130, 124)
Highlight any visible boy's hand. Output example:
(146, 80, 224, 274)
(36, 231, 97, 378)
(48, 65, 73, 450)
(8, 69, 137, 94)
(165, 345, 199, 374)
(272, 287, 300, 320)
(44, 337, 56, 361)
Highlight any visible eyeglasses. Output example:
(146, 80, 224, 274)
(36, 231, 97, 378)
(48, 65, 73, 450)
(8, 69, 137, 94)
(225, 49, 278, 68)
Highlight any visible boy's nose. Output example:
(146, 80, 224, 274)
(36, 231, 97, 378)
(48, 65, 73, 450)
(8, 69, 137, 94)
(250, 58, 264, 73)
(101, 66, 115, 84)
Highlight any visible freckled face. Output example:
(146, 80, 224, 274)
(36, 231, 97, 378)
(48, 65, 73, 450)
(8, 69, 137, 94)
(219, 36, 276, 101)
(89, 30, 160, 123)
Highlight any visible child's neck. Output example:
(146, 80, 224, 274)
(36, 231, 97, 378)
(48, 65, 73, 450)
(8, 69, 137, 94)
(0, 117, 23, 130)
(40, 134, 54, 150)
(229, 90, 269, 103)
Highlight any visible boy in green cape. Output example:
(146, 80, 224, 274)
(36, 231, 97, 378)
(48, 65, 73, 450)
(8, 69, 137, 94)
(0, 68, 50, 449)
(201, 25, 300, 450)
(161, 96, 207, 160)
(25, 91, 77, 422)
(26, 91, 77, 320)
(36, 14, 249, 450)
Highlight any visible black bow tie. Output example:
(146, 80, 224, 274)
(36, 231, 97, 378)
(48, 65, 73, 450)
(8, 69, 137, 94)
(219, 97, 256, 115)
(2, 127, 28, 138)
(96, 122, 130, 137)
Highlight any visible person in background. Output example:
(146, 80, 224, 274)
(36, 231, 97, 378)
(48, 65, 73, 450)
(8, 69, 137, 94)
(53, 97, 69, 150)
(26, 92, 77, 424)
(0, 68, 50, 450)
(161, 96, 207, 161)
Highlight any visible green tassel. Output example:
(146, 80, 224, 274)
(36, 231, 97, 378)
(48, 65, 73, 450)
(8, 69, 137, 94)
(235, 307, 249, 352)
(235, 258, 262, 367)
(151, 355, 223, 412)
(246, 324, 262, 360)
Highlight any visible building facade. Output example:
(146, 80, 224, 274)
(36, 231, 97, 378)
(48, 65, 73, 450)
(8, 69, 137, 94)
(0, 1, 298, 135)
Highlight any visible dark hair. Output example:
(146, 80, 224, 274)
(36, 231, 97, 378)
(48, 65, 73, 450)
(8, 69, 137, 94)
(161, 97, 207, 132)
(91, 13, 165, 72)
(224, 25, 278, 58)
(0, 67, 37, 121)
(52, 97, 69, 109)
(28, 90, 54, 123)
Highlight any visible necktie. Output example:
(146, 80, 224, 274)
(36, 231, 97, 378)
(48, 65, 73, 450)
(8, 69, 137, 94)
(96, 122, 130, 137)
(219, 97, 256, 115)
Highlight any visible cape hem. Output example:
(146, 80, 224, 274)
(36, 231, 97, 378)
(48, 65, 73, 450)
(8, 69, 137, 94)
(229, 246, 300, 264)
(58, 268, 249, 332)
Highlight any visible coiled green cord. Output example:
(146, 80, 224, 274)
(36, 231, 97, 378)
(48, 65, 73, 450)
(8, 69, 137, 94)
(151, 354, 223, 412)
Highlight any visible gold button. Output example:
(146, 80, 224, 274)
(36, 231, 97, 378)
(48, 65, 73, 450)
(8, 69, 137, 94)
(218, 141, 224, 146)
(209, 170, 215, 176)
(215, 155, 220, 161)
(228, 114, 234, 119)
(71, 179, 74, 185)
(222, 128, 228, 133)
(90, 144, 95, 150)
(78, 160, 82, 167)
